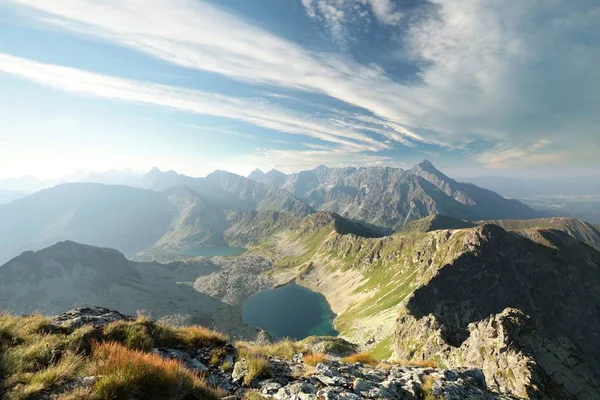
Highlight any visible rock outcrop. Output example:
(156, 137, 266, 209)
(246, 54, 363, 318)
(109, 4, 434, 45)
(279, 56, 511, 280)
(44, 308, 512, 400)
(392, 225, 600, 399)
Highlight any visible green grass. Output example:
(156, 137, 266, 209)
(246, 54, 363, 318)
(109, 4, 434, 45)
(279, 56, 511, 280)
(274, 228, 332, 269)
(236, 338, 305, 360)
(0, 313, 225, 399)
(370, 336, 393, 360)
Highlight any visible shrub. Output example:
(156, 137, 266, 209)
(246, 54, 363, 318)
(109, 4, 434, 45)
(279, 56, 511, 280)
(302, 353, 328, 366)
(91, 341, 220, 400)
(342, 353, 378, 366)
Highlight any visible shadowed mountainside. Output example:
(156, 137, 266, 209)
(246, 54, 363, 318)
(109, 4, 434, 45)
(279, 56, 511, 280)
(0, 240, 254, 337)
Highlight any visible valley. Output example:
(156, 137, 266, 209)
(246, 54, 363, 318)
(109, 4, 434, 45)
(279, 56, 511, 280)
(1, 161, 599, 399)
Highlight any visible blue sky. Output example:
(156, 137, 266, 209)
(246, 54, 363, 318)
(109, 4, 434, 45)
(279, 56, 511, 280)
(0, 0, 599, 179)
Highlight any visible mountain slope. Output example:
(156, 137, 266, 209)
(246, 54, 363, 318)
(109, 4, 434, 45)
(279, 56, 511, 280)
(0, 188, 27, 204)
(0, 241, 253, 336)
(0, 183, 175, 264)
(205, 170, 313, 216)
(255, 222, 600, 399)
(410, 160, 544, 220)
(142, 168, 313, 216)
(396, 213, 476, 234)
(482, 216, 600, 251)
(250, 161, 542, 229)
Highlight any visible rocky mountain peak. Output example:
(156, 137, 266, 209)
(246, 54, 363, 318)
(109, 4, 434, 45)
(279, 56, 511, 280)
(411, 159, 452, 181)
(247, 168, 265, 181)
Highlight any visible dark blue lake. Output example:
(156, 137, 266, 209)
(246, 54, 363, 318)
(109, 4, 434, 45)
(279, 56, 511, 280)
(242, 284, 338, 340)
(176, 246, 246, 258)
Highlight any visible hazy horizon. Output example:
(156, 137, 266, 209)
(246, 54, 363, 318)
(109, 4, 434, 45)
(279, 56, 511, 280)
(1, 0, 599, 181)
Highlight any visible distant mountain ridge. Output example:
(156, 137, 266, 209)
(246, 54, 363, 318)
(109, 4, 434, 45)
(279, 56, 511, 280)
(249, 161, 542, 228)
(0, 240, 253, 336)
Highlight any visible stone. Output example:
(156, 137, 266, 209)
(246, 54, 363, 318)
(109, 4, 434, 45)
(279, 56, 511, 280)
(260, 380, 283, 395)
(50, 307, 133, 330)
(352, 377, 371, 393)
(232, 359, 249, 383)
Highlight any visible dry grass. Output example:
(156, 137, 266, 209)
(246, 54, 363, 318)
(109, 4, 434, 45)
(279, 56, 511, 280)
(102, 319, 227, 352)
(0, 312, 228, 400)
(174, 325, 228, 349)
(5, 353, 86, 400)
(91, 341, 220, 400)
(244, 390, 265, 400)
(389, 359, 438, 368)
(56, 387, 97, 400)
(342, 352, 378, 366)
(236, 339, 305, 360)
(302, 353, 329, 366)
(209, 347, 228, 366)
(420, 375, 438, 400)
(244, 356, 272, 384)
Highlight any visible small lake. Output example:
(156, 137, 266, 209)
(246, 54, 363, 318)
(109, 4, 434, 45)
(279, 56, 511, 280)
(176, 246, 247, 258)
(242, 284, 338, 340)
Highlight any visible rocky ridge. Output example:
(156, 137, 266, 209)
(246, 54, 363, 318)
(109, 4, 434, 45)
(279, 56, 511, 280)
(38, 307, 513, 400)
(249, 161, 541, 229)
(254, 218, 600, 399)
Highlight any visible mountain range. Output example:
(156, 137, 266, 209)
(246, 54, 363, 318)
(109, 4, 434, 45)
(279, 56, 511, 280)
(2, 210, 600, 398)
(248, 161, 542, 228)
(0, 161, 544, 264)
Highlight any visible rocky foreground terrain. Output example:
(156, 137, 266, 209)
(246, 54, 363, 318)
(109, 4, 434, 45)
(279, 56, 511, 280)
(0, 307, 513, 399)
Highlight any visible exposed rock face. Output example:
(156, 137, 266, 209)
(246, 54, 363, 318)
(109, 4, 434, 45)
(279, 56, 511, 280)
(194, 255, 273, 306)
(248, 161, 541, 229)
(392, 225, 600, 399)
(50, 306, 134, 329)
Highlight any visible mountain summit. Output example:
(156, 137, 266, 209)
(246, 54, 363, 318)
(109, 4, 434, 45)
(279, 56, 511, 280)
(249, 161, 542, 228)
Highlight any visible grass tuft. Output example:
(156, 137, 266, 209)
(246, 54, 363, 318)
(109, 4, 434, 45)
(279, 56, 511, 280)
(91, 341, 220, 400)
(390, 359, 438, 368)
(236, 339, 304, 360)
(342, 352, 378, 366)
(420, 375, 438, 400)
(244, 356, 272, 385)
(302, 353, 328, 366)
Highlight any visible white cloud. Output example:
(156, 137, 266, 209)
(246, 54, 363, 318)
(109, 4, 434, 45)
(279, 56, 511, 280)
(367, 0, 403, 25)
(0, 53, 387, 152)
(4, 0, 600, 168)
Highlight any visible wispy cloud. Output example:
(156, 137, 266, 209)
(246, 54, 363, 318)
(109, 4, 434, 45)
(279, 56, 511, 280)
(0, 53, 386, 152)
(4, 0, 436, 147)
(4, 0, 600, 168)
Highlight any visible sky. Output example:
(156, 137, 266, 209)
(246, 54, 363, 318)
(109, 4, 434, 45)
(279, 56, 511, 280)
(0, 0, 599, 180)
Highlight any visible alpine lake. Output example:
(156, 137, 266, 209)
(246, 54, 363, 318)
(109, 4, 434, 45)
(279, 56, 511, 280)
(242, 283, 338, 340)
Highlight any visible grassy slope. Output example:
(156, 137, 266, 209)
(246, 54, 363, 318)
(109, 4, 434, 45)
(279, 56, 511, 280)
(249, 215, 474, 357)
